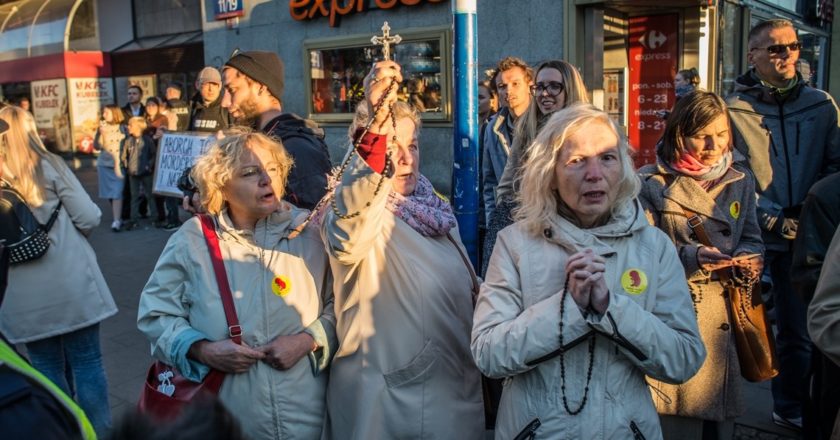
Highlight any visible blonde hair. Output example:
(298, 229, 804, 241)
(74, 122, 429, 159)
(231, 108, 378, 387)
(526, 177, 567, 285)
(128, 116, 147, 132)
(0, 106, 71, 206)
(191, 129, 293, 215)
(514, 104, 640, 235)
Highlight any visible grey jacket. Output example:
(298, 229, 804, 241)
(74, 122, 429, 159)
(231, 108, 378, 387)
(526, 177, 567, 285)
(121, 135, 156, 177)
(481, 108, 513, 225)
(726, 70, 840, 251)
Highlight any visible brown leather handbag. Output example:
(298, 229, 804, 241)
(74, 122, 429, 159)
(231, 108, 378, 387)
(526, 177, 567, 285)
(679, 206, 779, 382)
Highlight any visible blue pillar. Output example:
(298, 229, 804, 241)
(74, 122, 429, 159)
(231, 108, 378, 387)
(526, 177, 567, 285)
(452, 0, 479, 266)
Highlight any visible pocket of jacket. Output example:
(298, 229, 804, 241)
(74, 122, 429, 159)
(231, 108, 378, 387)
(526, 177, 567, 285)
(383, 339, 439, 388)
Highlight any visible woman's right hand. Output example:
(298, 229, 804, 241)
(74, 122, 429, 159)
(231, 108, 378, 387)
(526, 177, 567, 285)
(364, 60, 403, 131)
(565, 249, 608, 313)
(697, 246, 731, 271)
(188, 339, 265, 374)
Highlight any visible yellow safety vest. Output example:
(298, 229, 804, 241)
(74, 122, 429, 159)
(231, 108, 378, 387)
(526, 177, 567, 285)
(0, 338, 96, 439)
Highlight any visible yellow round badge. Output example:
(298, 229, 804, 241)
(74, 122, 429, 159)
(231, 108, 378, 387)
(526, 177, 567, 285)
(730, 201, 741, 220)
(620, 268, 648, 295)
(271, 275, 291, 297)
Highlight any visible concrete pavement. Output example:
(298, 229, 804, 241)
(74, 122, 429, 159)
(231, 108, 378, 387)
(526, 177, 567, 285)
(67, 163, 801, 438)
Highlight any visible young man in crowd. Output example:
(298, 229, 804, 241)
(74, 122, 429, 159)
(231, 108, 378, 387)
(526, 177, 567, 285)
(189, 67, 232, 133)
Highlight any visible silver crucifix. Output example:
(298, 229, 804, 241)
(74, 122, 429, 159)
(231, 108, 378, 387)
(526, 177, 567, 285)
(371, 22, 402, 61)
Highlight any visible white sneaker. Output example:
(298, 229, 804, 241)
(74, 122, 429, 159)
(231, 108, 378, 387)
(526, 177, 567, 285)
(772, 412, 802, 430)
(111, 220, 121, 232)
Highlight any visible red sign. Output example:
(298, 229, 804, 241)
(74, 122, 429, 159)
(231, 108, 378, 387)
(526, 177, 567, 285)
(628, 14, 678, 167)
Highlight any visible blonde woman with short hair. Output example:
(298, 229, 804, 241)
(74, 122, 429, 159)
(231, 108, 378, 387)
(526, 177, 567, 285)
(137, 130, 336, 440)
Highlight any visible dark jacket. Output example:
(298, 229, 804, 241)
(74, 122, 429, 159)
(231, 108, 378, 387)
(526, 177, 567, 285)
(121, 135, 157, 177)
(481, 107, 514, 225)
(726, 70, 840, 251)
(121, 103, 145, 122)
(166, 99, 190, 132)
(791, 172, 840, 302)
(188, 92, 232, 133)
(262, 113, 331, 210)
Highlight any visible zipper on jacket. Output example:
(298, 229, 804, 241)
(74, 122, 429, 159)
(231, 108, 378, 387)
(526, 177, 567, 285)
(513, 418, 541, 440)
(630, 421, 647, 440)
(605, 312, 648, 361)
(762, 124, 779, 157)
(777, 102, 795, 206)
(795, 121, 800, 155)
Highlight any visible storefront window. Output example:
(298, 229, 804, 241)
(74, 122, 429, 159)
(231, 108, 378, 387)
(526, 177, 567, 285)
(797, 31, 827, 89)
(304, 26, 450, 123)
(719, 1, 745, 96)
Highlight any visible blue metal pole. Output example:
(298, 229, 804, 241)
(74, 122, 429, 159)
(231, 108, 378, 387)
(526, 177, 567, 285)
(452, 0, 479, 266)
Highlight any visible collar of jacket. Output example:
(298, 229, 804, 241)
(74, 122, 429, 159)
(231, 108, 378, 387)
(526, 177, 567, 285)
(191, 91, 224, 110)
(734, 69, 806, 104)
(652, 155, 746, 222)
(262, 112, 326, 141)
(490, 107, 513, 153)
(215, 203, 309, 246)
(541, 199, 648, 257)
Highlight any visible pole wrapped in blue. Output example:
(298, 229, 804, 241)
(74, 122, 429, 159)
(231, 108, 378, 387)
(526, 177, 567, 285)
(452, 0, 479, 266)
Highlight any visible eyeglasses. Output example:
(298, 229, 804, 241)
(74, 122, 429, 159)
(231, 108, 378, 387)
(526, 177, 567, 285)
(750, 42, 802, 55)
(530, 81, 565, 97)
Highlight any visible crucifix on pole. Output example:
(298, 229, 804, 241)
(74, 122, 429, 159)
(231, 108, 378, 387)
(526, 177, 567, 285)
(370, 22, 402, 61)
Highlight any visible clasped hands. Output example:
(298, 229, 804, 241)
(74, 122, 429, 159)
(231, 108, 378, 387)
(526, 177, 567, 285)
(697, 246, 764, 278)
(189, 332, 315, 374)
(565, 249, 610, 315)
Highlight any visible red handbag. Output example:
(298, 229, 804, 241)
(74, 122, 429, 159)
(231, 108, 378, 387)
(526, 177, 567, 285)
(137, 214, 242, 420)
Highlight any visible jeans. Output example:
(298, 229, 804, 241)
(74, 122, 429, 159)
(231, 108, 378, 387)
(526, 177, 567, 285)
(129, 174, 157, 222)
(164, 196, 181, 224)
(25, 324, 112, 436)
(768, 250, 812, 419)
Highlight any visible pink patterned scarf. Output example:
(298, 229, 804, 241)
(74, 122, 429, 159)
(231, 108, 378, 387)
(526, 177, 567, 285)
(386, 174, 456, 236)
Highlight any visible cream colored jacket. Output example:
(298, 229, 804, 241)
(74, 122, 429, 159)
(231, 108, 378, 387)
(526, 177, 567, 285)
(137, 208, 336, 440)
(320, 154, 485, 439)
(472, 201, 705, 439)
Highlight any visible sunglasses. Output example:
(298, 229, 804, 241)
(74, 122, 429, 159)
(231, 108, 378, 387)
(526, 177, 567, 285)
(751, 42, 802, 55)
(530, 82, 565, 97)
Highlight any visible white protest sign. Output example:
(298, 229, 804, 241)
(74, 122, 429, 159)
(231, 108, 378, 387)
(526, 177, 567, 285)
(153, 132, 215, 197)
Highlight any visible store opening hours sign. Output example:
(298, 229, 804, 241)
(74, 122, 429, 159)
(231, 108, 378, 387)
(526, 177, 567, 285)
(628, 14, 678, 167)
(215, 0, 244, 20)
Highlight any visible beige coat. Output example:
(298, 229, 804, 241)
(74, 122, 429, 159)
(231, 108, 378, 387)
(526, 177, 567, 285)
(809, 226, 840, 367)
(638, 161, 764, 421)
(137, 209, 336, 440)
(320, 154, 485, 439)
(0, 159, 117, 343)
(472, 200, 705, 439)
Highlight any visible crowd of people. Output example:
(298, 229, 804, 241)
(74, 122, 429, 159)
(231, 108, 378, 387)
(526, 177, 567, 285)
(0, 16, 839, 440)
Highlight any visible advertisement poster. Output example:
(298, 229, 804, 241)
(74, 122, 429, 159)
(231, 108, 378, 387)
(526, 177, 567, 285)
(31, 79, 72, 153)
(153, 132, 214, 197)
(115, 75, 157, 107)
(68, 78, 114, 154)
(628, 14, 678, 167)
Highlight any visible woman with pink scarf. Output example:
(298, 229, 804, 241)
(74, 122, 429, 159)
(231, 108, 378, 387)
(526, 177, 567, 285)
(638, 90, 765, 440)
(319, 60, 485, 439)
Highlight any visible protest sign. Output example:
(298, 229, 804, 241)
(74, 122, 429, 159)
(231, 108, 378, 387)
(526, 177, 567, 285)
(153, 132, 215, 197)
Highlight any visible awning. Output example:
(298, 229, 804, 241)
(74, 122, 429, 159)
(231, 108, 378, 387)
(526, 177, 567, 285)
(0, 50, 110, 83)
(0, 0, 90, 62)
(110, 30, 203, 53)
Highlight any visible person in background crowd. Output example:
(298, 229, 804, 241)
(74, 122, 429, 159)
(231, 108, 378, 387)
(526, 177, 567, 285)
(16, 97, 30, 113)
(94, 104, 127, 232)
(222, 50, 331, 210)
(482, 56, 533, 226)
(137, 130, 336, 440)
(807, 225, 840, 440)
(675, 68, 700, 99)
(0, 106, 117, 436)
(161, 83, 191, 230)
(121, 117, 157, 230)
(320, 60, 484, 439)
(726, 18, 840, 430)
(144, 97, 169, 227)
(638, 91, 764, 440)
(792, 171, 840, 439)
(122, 85, 145, 120)
(189, 66, 232, 133)
(478, 78, 498, 126)
(472, 104, 705, 439)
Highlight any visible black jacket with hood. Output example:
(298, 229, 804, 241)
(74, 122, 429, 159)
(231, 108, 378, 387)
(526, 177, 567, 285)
(188, 92, 232, 133)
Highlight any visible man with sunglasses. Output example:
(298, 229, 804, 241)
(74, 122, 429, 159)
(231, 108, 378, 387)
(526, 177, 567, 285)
(222, 50, 331, 210)
(727, 18, 840, 432)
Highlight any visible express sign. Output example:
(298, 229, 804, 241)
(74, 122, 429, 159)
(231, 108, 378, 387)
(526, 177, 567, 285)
(214, 0, 245, 20)
(290, 0, 446, 27)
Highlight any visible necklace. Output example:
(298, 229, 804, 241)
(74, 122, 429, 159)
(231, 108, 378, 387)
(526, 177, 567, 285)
(558, 276, 596, 415)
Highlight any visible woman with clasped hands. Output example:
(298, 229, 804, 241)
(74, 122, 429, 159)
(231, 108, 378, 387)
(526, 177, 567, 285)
(320, 60, 484, 438)
(471, 104, 706, 439)
(137, 130, 336, 440)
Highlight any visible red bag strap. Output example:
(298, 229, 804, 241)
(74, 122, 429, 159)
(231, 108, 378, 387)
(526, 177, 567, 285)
(198, 214, 242, 345)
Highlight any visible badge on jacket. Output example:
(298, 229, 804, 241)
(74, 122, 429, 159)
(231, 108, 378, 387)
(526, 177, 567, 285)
(621, 268, 648, 295)
(271, 275, 291, 297)
(730, 201, 740, 219)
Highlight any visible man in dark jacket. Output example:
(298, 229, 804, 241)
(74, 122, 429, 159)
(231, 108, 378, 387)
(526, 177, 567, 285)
(222, 51, 331, 210)
(165, 83, 190, 132)
(726, 18, 840, 430)
(121, 84, 145, 121)
(189, 67, 232, 133)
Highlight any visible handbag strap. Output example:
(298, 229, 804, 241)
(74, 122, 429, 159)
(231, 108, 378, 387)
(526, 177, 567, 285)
(446, 232, 480, 306)
(198, 214, 242, 345)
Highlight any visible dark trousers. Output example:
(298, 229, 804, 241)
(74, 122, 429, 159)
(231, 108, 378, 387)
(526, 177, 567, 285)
(129, 175, 157, 221)
(769, 250, 812, 419)
(164, 197, 180, 224)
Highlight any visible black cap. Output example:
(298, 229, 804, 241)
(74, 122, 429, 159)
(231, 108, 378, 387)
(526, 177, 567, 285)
(224, 51, 285, 102)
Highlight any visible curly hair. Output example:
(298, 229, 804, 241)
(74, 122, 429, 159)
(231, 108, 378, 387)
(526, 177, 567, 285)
(191, 129, 293, 215)
(514, 104, 640, 235)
